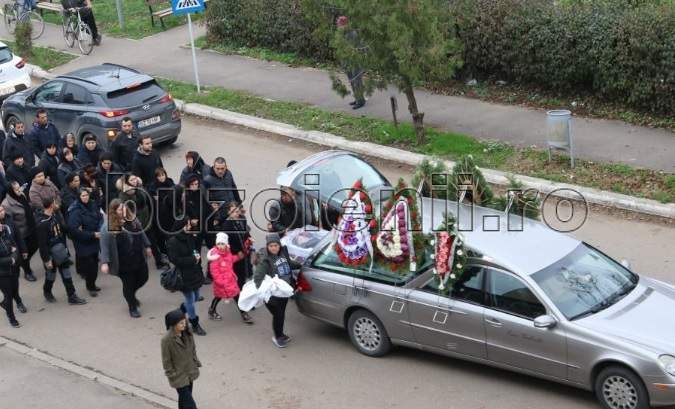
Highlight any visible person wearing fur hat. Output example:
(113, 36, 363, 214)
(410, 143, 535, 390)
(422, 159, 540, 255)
(161, 308, 201, 409)
(28, 166, 61, 211)
(253, 233, 302, 348)
(206, 232, 244, 321)
(76, 134, 103, 168)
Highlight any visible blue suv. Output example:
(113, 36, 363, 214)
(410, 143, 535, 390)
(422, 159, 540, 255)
(1, 63, 181, 146)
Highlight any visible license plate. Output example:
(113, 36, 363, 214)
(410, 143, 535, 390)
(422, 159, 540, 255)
(138, 115, 161, 128)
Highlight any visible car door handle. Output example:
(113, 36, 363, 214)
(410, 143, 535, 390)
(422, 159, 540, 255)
(485, 318, 503, 327)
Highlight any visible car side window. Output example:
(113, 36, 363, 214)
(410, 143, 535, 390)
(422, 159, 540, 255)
(35, 81, 65, 104)
(423, 266, 485, 305)
(61, 83, 90, 105)
(486, 269, 546, 320)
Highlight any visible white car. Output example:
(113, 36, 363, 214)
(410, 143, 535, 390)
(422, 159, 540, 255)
(0, 41, 31, 100)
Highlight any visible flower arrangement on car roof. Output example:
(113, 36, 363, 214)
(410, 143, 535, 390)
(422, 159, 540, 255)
(334, 178, 377, 268)
(431, 213, 467, 290)
(374, 178, 425, 273)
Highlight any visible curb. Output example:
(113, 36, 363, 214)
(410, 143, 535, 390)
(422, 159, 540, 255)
(0, 336, 175, 409)
(27, 69, 673, 219)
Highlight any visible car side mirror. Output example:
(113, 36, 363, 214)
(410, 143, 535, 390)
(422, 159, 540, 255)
(534, 315, 557, 329)
(621, 259, 631, 270)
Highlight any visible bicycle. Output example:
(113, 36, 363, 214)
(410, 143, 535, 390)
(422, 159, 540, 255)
(62, 6, 93, 55)
(3, 0, 45, 40)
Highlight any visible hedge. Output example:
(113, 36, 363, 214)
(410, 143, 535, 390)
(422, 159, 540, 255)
(451, 0, 675, 114)
(204, 0, 333, 62)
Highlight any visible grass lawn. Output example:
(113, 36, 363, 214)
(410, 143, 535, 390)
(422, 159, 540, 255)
(1, 39, 76, 70)
(159, 78, 675, 203)
(42, 0, 203, 39)
(194, 36, 334, 69)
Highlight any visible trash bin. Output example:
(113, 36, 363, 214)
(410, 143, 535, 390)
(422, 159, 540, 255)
(546, 110, 574, 168)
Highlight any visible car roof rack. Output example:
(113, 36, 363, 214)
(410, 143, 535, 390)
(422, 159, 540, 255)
(54, 75, 99, 87)
(100, 63, 140, 74)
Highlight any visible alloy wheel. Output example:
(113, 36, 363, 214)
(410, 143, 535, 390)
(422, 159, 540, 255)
(353, 317, 381, 352)
(602, 375, 638, 409)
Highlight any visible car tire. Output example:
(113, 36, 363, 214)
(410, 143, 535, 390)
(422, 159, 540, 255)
(347, 309, 392, 357)
(594, 365, 650, 409)
(4, 115, 20, 132)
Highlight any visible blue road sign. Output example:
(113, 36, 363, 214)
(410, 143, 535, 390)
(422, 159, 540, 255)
(171, 0, 204, 16)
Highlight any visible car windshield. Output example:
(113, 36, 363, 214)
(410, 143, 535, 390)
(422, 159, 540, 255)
(0, 47, 13, 64)
(296, 155, 388, 205)
(105, 80, 165, 108)
(532, 243, 638, 320)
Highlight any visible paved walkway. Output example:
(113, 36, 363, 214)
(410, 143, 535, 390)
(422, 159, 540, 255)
(2, 22, 673, 171)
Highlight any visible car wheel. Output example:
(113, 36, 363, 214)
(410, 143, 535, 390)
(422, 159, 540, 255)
(595, 365, 650, 409)
(347, 309, 391, 357)
(4, 115, 20, 132)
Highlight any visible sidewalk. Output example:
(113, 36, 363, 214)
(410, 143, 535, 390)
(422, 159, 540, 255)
(2, 22, 673, 172)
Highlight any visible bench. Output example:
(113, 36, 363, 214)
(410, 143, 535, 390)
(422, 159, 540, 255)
(145, 0, 208, 29)
(35, 0, 63, 13)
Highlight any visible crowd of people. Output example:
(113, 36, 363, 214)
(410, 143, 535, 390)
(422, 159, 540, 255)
(0, 110, 309, 408)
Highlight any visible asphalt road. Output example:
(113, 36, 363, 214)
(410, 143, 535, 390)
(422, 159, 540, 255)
(0, 116, 673, 409)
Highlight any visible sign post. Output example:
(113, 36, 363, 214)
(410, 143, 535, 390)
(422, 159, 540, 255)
(171, 0, 205, 93)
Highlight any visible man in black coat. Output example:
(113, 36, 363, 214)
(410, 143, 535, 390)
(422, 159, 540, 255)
(131, 135, 163, 194)
(36, 197, 87, 305)
(110, 117, 138, 171)
(5, 154, 32, 193)
(2, 121, 35, 169)
(27, 110, 61, 157)
(39, 143, 61, 189)
(203, 157, 241, 205)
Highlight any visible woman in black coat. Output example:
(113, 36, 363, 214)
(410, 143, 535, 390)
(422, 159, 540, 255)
(66, 189, 103, 296)
(1, 181, 37, 282)
(57, 147, 82, 189)
(0, 215, 20, 328)
(39, 143, 61, 189)
(167, 218, 206, 336)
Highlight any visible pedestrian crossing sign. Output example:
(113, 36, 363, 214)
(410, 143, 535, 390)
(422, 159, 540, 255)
(171, 0, 204, 16)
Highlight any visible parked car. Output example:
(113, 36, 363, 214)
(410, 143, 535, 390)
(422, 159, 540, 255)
(1, 63, 181, 147)
(281, 152, 675, 409)
(0, 41, 31, 101)
(276, 150, 392, 228)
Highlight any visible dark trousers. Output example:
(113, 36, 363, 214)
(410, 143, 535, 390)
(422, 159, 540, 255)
(43, 265, 76, 297)
(19, 234, 38, 276)
(265, 296, 288, 338)
(0, 275, 19, 321)
(76, 254, 99, 291)
(79, 7, 99, 39)
(147, 226, 165, 264)
(119, 265, 148, 310)
(176, 382, 197, 409)
(347, 68, 365, 103)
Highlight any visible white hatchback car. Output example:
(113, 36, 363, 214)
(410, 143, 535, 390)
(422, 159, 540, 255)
(0, 41, 31, 100)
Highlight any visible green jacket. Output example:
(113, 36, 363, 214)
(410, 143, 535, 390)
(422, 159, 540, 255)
(161, 330, 201, 389)
(253, 246, 302, 288)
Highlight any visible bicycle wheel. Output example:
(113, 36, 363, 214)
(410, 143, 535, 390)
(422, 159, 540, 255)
(77, 23, 94, 55)
(3, 4, 17, 34)
(26, 10, 44, 39)
(63, 18, 76, 48)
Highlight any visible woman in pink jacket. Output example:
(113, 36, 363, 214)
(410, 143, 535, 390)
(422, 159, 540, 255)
(207, 232, 244, 321)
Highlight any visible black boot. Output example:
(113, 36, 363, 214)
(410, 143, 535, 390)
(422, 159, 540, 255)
(43, 281, 56, 302)
(179, 303, 187, 314)
(190, 317, 206, 336)
(24, 272, 37, 282)
(68, 294, 87, 305)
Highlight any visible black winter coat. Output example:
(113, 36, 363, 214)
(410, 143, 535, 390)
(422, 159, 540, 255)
(2, 131, 35, 168)
(167, 232, 203, 291)
(202, 168, 241, 204)
(57, 158, 82, 189)
(39, 152, 61, 189)
(61, 186, 79, 216)
(27, 122, 60, 155)
(96, 163, 122, 205)
(131, 149, 163, 193)
(5, 164, 31, 191)
(77, 146, 103, 168)
(111, 131, 138, 171)
(0, 224, 18, 276)
(66, 198, 103, 257)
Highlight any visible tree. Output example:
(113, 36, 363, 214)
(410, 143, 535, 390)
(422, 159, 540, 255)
(14, 20, 33, 60)
(307, 0, 462, 145)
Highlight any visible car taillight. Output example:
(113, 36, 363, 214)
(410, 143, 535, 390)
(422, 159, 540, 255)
(295, 270, 312, 293)
(171, 109, 180, 121)
(160, 94, 173, 104)
(100, 110, 129, 118)
(15, 59, 25, 69)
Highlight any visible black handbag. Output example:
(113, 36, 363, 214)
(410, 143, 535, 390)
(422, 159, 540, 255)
(50, 242, 70, 267)
(160, 266, 183, 292)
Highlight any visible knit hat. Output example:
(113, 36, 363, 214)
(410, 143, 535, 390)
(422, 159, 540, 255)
(83, 134, 97, 143)
(10, 151, 22, 161)
(29, 166, 44, 180)
(216, 232, 229, 245)
(266, 233, 281, 246)
(164, 309, 185, 330)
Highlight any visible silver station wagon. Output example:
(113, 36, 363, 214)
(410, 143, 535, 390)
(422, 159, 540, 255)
(281, 152, 675, 409)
